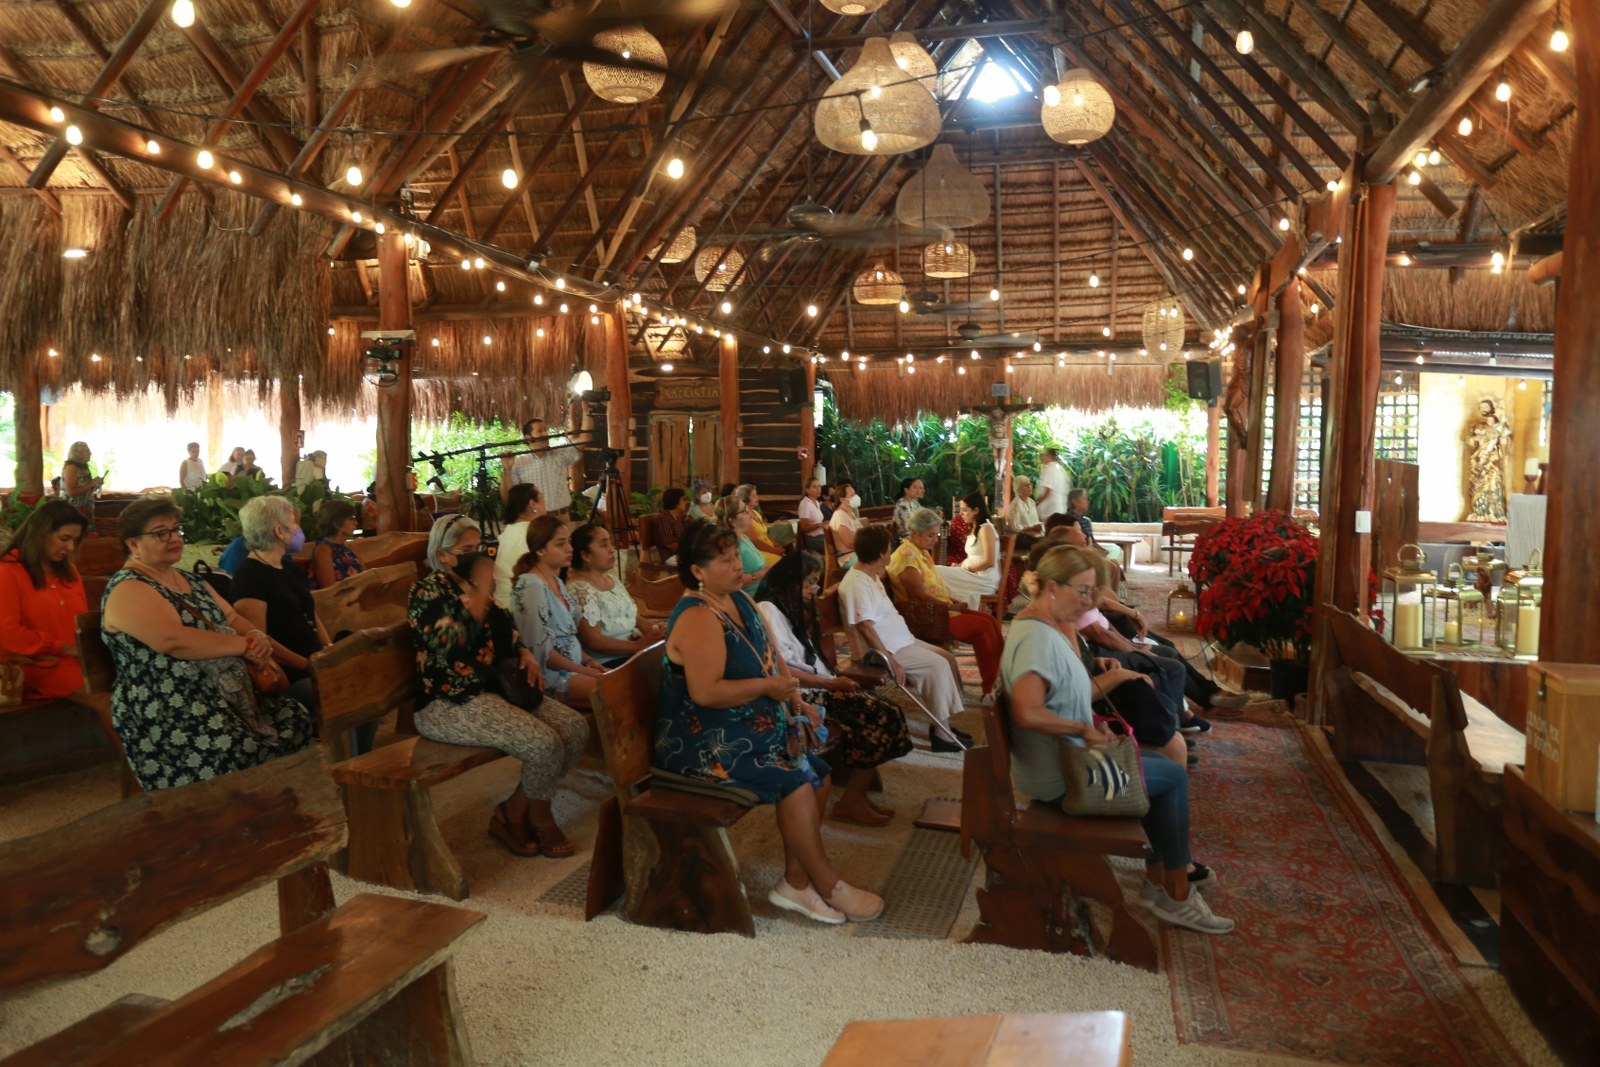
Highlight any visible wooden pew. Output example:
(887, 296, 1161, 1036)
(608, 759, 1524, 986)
(1320, 604, 1525, 887)
(821, 1012, 1132, 1067)
(0, 608, 120, 786)
(960, 696, 1158, 970)
(349, 530, 430, 579)
(310, 561, 417, 636)
(588, 642, 760, 936)
(0, 746, 484, 1066)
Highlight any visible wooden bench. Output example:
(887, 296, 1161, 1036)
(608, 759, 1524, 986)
(0, 608, 119, 786)
(821, 1012, 1131, 1067)
(0, 746, 484, 1066)
(588, 642, 761, 936)
(1320, 604, 1526, 887)
(960, 696, 1158, 970)
(1159, 507, 1223, 577)
(310, 561, 417, 636)
(74, 610, 141, 797)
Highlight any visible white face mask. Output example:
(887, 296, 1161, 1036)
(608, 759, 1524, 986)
(698, 491, 712, 504)
(848, 494, 862, 509)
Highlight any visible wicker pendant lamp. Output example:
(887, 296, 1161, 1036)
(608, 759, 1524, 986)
(853, 261, 905, 305)
(650, 225, 696, 263)
(1041, 69, 1116, 145)
(895, 144, 990, 229)
(820, 0, 886, 15)
(888, 31, 937, 88)
(694, 245, 745, 291)
(582, 26, 667, 104)
(1141, 298, 1185, 354)
(814, 38, 941, 156)
(923, 239, 974, 278)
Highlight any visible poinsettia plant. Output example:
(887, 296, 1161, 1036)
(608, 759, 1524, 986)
(1189, 510, 1319, 660)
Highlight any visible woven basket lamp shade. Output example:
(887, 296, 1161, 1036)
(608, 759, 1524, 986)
(853, 262, 906, 305)
(1041, 69, 1116, 145)
(694, 245, 746, 291)
(896, 144, 991, 229)
(820, 0, 885, 15)
(923, 240, 974, 279)
(651, 225, 696, 264)
(814, 38, 941, 156)
(889, 31, 937, 87)
(582, 26, 667, 104)
(1141, 299, 1185, 354)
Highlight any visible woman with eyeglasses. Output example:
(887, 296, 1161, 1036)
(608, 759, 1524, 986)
(713, 494, 770, 588)
(99, 497, 313, 791)
(1002, 544, 1233, 935)
(887, 505, 1004, 705)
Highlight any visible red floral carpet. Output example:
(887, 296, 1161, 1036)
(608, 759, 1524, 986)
(1166, 709, 1529, 1066)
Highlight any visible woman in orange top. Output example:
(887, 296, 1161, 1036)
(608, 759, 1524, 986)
(0, 501, 90, 699)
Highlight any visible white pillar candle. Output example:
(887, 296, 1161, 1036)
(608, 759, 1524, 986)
(1443, 618, 1460, 645)
(1515, 602, 1541, 656)
(1395, 601, 1423, 648)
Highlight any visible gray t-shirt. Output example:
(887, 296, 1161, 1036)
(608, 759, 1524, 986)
(999, 617, 1095, 801)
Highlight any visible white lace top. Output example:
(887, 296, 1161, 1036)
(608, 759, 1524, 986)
(567, 576, 641, 641)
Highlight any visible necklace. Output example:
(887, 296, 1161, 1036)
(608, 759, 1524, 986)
(536, 566, 566, 606)
(251, 549, 283, 568)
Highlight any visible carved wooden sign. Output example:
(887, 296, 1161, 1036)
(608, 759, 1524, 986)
(655, 378, 720, 408)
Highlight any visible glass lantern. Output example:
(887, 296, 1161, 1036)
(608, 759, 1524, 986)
(1166, 585, 1196, 631)
(1459, 547, 1507, 618)
(1433, 563, 1484, 648)
(1495, 549, 1544, 659)
(1381, 543, 1438, 652)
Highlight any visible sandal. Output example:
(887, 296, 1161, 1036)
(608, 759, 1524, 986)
(488, 804, 540, 857)
(831, 803, 892, 828)
(528, 818, 577, 858)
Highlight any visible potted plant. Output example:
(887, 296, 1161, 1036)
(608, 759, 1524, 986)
(1188, 510, 1319, 699)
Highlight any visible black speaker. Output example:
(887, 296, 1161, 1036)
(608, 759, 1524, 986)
(775, 367, 805, 409)
(1186, 359, 1222, 401)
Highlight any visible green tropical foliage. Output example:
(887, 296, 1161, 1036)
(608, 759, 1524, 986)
(360, 413, 521, 495)
(170, 475, 334, 544)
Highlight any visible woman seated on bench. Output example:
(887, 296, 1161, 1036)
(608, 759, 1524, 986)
(888, 506, 1004, 705)
(228, 496, 328, 715)
(510, 516, 607, 708)
(713, 494, 771, 589)
(0, 501, 89, 700)
(410, 514, 588, 858)
(657, 521, 884, 925)
(101, 497, 314, 791)
(1002, 544, 1234, 936)
(758, 552, 911, 828)
(309, 498, 365, 591)
(494, 484, 544, 609)
(566, 523, 663, 667)
(937, 492, 1001, 610)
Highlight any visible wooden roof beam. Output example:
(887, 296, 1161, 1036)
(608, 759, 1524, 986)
(180, 22, 305, 168)
(422, 70, 544, 225)
(372, 48, 511, 197)
(1200, 0, 1372, 137)
(1365, 0, 1557, 184)
(72, 148, 135, 211)
(0, 143, 62, 213)
(28, 0, 167, 189)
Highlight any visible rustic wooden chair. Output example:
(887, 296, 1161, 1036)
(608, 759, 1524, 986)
(977, 533, 1019, 622)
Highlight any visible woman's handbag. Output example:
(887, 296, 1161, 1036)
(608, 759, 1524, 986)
(1057, 700, 1150, 817)
(0, 660, 25, 706)
(171, 593, 290, 696)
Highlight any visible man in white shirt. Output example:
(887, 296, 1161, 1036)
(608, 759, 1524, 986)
(501, 416, 580, 514)
(1034, 447, 1070, 523)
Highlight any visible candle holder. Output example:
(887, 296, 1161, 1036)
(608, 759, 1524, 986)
(1495, 549, 1544, 659)
(1381, 543, 1438, 652)
(1166, 585, 1196, 632)
(1434, 563, 1484, 648)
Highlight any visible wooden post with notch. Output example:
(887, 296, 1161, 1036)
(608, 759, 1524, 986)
(375, 229, 412, 534)
(1266, 280, 1306, 512)
(719, 333, 739, 487)
(279, 375, 302, 489)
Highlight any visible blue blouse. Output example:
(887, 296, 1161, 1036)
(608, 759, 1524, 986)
(510, 572, 584, 694)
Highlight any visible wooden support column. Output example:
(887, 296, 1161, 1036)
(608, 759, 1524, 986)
(13, 358, 43, 502)
(279, 376, 302, 487)
(603, 306, 631, 491)
(719, 334, 739, 487)
(203, 370, 224, 470)
(1237, 282, 1274, 512)
(1539, 0, 1600, 663)
(799, 358, 816, 485)
(1266, 281, 1306, 512)
(375, 229, 412, 534)
(1205, 401, 1220, 508)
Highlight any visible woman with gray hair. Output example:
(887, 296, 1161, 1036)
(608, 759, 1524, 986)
(1006, 475, 1043, 541)
(60, 441, 104, 508)
(228, 495, 327, 712)
(734, 484, 787, 559)
(408, 513, 589, 857)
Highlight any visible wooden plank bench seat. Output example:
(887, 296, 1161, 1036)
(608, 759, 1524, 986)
(0, 747, 485, 1067)
(0, 689, 118, 786)
(821, 1012, 1131, 1067)
(1321, 604, 1526, 887)
(309, 561, 417, 637)
(960, 696, 1158, 970)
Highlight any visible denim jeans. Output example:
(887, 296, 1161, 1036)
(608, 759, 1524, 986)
(1138, 751, 1193, 870)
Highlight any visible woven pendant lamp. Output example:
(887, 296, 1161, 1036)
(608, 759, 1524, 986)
(694, 245, 745, 291)
(1141, 298, 1185, 354)
(582, 26, 667, 104)
(889, 31, 937, 88)
(814, 38, 940, 156)
(853, 261, 905, 305)
(820, 0, 886, 15)
(650, 226, 696, 263)
(896, 144, 990, 229)
(923, 239, 974, 278)
(1041, 69, 1116, 145)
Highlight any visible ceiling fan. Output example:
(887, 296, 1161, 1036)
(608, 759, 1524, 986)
(947, 322, 1039, 348)
(904, 288, 1001, 317)
(747, 208, 952, 261)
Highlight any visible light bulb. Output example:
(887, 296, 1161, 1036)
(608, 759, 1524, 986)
(859, 120, 878, 152)
(495, 280, 505, 292)
(1495, 80, 1511, 102)
(782, 344, 791, 353)
(1072, 91, 1084, 107)
(145, 139, 160, 154)
(806, 303, 818, 317)
(1088, 272, 1099, 288)
(352, 211, 363, 223)
(589, 303, 598, 313)
(1551, 23, 1569, 52)
(1102, 325, 1112, 337)
(483, 335, 492, 345)
(461, 258, 471, 270)
(345, 164, 363, 187)
(533, 293, 544, 305)
(660, 362, 674, 372)
(390, 0, 410, 6)
(1415, 354, 1425, 365)
(171, 0, 195, 28)
(1182, 247, 1194, 261)
(1518, 378, 1527, 390)
(501, 168, 518, 189)
(375, 222, 385, 234)
(1043, 84, 1060, 107)
(1408, 169, 1421, 186)
(1398, 253, 1411, 266)
(1278, 217, 1290, 231)
(1236, 28, 1254, 55)
(289, 192, 302, 206)
(1458, 115, 1473, 136)
(1428, 148, 1441, 165)
(592, 315, 601, 324)
(1033, 341, 1042, 352)
(1238, 283, 1247, 295)
(1310, 302, 1320, 313)
(666, 157, 685, 179)
(1327, 178, 1340, 191)
(720, 300, 732, 314)
(1414, 150, 1430, 168)
(1491, 250, 1505, 268)
(49, 106, 65, 123)
(898, 299, 909, 313)
(989, 287, 1000, 301)
(431, 337, 440, 347)
(64, 125, 82, 145)
(554, 276, 564, 288)
(560, 303, 569, 314)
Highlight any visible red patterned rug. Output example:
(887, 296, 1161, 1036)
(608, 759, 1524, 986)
(1166, 709, 1529, 1066)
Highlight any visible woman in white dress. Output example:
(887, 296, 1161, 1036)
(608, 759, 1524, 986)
(566, 522, 663, 666)
(938, 492, 1001, 610)
(178, 442, 208, 490)
(493, 483, 544, 608)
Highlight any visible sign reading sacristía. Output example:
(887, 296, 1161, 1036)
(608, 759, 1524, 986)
(655, 378, 720, 408)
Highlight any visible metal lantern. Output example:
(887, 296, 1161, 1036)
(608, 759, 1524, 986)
(1041, 69, 1116, 145)
(814, 37, 940, 156)
(1381, 543, 1438, 651)
(1434, 563, 1485, 648)
(1141, 298, 1185, 355)
(693, 245, 745, 291)
(820, 0, 885, 14)
(1459, 546, 1507, 615)
(853, 261, 905, 305)
(888, 31, 937, 88)
(923, 239, 974, 278)
(582, 26, 667, 104)
(896, 143, 991, 229)
(1496, 549, 1544, 658)
(1166, 585, 1197, 631)
(651, 225, 696, 264)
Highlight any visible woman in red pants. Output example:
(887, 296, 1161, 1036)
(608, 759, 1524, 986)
(886, 505, 1004, 704)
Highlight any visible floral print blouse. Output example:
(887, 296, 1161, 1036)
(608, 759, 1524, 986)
(407, 568, 521, 703)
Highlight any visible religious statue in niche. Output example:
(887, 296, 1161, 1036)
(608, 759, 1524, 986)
(1464, 398, 1511, 523)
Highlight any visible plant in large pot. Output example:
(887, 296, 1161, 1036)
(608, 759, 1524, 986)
(1189, 510, 1319, 700)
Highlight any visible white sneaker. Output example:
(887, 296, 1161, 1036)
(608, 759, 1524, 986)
(769, 880, 846, 925)
(1150, 885, 1235, 934)
(823, 880, 885, 922)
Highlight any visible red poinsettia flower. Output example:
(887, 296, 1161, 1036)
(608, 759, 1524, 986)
(1189, 510, 1319, 660)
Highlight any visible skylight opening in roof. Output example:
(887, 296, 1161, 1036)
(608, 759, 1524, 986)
(969, 59, 1024, 103)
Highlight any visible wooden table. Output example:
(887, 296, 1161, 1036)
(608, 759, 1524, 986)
(820, 1012, 1130, 1067)
(1100, 536, 1143, 598)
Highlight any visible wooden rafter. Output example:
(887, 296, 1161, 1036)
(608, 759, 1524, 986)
(0, 143, 62, 213)
(180, 22, 304, 168)
(1076, 158, 1213, 329)
(422, 70, 544, 225)
(1202, 0, 1371, 136)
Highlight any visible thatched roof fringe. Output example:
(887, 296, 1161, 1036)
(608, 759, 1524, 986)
(825, 361, 1169, 426)
(0, 198, 61, 385)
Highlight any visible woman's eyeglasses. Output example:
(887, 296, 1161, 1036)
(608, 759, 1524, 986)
(139, 525, 185, 543)
(1068, 584, 1097, 600)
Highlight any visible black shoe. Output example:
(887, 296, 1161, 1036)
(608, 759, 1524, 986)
(1188, 862, 1216, 886)
(951, 727, 973, 745)
(930, 733, 965, 753)
(1184, 736, 1196, 748)
(1186, 751, 1200, 768)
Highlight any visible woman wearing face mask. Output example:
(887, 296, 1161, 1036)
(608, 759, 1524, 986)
(796, 477, 826, 554)
(510, 515, 607, 708)
(686, 477, 716, 522)
(828, 479, 863, 569)
(228, 495, 329, 712)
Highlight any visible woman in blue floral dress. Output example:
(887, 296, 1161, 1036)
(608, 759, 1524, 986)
(656, 521, 884, 925)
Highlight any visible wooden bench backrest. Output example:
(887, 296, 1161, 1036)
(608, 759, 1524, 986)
(591, 642, 667, 802)
(75, 537, 126, 578)
(309, 623, 419, 742)
(75, 610, 115, 694)
(1322, 605, 1467, 731)
(0, 746, 343, 997)
(350, 531, 430, 579)
(636, 514, 658, 561)
(311, 562, 417, 637)
(1162, 506, 1224, 523)
(960, 695, 1020, 857)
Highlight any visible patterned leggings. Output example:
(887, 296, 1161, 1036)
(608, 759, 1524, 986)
(414, 692, 588, 800)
